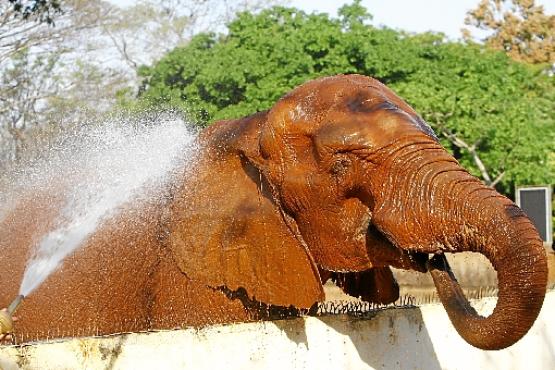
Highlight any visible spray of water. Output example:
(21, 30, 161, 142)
(2, 113, 198, 297)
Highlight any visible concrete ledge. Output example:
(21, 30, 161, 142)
(1, 292, 554, 370)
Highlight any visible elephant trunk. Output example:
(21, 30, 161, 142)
(428, 194, 547, 350)
(370, 137, 548, 350)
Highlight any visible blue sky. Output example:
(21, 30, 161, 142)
(109, 0, 555, 40)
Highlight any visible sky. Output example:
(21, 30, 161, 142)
(292, 0, 555, 39)
(110, 0, 555, 40)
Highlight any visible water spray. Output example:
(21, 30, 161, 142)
(0, 114, 197, 339)
(0, 295, 24, 336)
(15, 116, 197, 297)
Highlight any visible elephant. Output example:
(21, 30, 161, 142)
(0, 74, 547, 350)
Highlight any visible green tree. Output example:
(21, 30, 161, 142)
(395, 41, 555, 193)
(138, 4, 555, 195)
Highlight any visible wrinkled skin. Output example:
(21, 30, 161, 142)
(0, 75, 547, 349)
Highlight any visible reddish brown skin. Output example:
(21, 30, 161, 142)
(0, 74, 547, 349)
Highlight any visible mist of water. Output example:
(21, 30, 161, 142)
(2, 113, 198, 297)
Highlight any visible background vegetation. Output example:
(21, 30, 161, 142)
(135, 1, 554, 197)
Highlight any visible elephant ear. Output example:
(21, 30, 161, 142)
(167, 114, 324, 309)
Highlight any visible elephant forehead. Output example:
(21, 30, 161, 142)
(261, 74, 438, 158)
(270, 75, 408, 125)
(275, 78, 369, 122)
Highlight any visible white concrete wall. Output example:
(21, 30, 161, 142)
(0, 292, 553, 370)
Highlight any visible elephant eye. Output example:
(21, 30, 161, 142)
(330, 157, 351, 176)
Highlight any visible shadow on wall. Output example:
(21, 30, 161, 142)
(272, 308, 442, 370)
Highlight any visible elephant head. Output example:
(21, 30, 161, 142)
(169, 74, 547, 350)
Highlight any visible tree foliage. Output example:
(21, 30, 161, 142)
(463, 0, 555, 64)
(138, 4, 554, 195)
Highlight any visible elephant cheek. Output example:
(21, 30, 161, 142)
(297, 198, 373, 272)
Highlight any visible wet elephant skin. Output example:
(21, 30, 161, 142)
(0, 74, 547, 349)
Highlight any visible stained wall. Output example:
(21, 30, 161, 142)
(0, 291, 553, 370)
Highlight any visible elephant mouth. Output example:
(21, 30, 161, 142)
(365, 225, 429, 272)
(400, 250, 429, 272)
